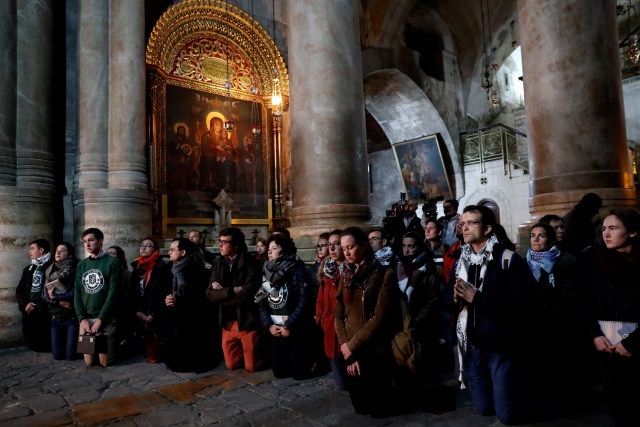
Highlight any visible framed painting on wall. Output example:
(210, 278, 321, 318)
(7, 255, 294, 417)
(150, 75, 272, 235)
(391, 134, 453, 201)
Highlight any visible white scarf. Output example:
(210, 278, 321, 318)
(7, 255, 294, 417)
(31, 252, 51, 267)
(455, 235, 499, 389)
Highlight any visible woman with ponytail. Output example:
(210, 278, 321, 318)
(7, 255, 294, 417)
(334, 226, 401, 416)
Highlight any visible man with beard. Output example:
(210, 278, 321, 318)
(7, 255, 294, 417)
(386, 199, 423, 254)
(438, 199, 460, 248)
(453, 205, 534, 425)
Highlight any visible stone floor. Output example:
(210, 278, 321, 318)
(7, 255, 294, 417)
(0, 347, 615, 426)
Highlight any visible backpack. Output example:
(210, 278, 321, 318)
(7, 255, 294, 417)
(394, 248, 516, 374)
(391, 296, 422, 373)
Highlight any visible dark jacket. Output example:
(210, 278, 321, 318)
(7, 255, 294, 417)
(258, 259, 314, 334)
(563, 207, 598, 258)
(584, 245, 640, 356)
(207, 252, 262, 332)
(463, 244, 535, 349)
(386, 214, 424, 254)
(530, 251, 580, 336)
(334, 262, 402, 359)
(16, 260, 53, 314)
(128, 257, 172, 318)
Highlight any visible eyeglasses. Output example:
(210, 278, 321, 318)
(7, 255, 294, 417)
(139, 244, 154, 249)
(316, 243, 329, 249)
(328, 242, 341, 249)
(459, 221, 482, 228)
(219, 239, 233, 246)
(167, 248, 179, 252)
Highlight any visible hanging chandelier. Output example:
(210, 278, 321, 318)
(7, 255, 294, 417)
(249, 0, 261, 135)
(271, 0, 283, 116)
(251, 86, 261, 135)
(623, 1, 639, 64)
(480, 0, 493, 100)
(223, 1, 234, 133)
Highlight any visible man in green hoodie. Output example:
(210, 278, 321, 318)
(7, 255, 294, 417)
(75, 228, 122, 367)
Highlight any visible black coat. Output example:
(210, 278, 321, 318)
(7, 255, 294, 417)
(16, 261, 52, 314)
(584, 245, 640, 356)
(206, 252, 262, 332)
(128, 257, 172, 317)
(462, 244, 536, 349)
(258, 260, 315, 334)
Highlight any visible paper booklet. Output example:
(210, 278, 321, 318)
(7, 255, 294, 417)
(45, 279, 67, 293)
(598, 320, 638, 345)
(270, 315, 289, 326)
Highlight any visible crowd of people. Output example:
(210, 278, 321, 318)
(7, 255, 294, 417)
(14, 192, 639, 426)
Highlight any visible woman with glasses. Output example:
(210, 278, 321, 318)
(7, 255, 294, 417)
(316, 229, 348, 390)
(258, 234, 315, 379)
(128, 238, 171, 363)
(164, 238, 218, 373)
(334, 226, 402, 417)
(583, 208, 640, 426)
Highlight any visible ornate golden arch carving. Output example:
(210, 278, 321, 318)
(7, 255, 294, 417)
(146, 0, 289, 109)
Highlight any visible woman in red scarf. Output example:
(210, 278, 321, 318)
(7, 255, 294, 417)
(316, 229, 348, 390)
(129, 237, 172, 362)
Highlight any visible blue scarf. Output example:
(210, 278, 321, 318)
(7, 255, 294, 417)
(526, 246, 561, 282)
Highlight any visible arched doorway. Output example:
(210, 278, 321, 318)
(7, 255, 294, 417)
(477, 198, 501, 224)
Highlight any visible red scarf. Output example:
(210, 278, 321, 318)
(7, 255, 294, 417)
(137, 251, 160, 287)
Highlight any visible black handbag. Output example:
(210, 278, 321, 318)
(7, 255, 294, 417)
(77, 333, 107, 354)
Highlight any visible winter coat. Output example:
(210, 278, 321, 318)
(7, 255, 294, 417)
(206, 252, 262, 332)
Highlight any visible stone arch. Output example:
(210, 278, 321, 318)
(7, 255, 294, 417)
(146, 0, 288, 107)
(461, 187, 514, 240)
(364, 68, 464, 223)
(364, 68, 463, 186)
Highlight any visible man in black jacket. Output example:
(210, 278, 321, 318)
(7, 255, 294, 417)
(206, 227, 266, 372)
(453, 206, 534, 425)
(16, 239, 53, 352)
(386, 198, 424, 254)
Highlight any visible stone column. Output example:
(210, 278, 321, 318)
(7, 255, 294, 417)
(519, 0, 636, 216)
(16, 0, 56, 189)
(0, 0, 56, 347)
(287, 0, 371, 235)
(74, 0, 109, 190)
(73, 0, 151, 260)
(108, 0, 148, 191)
(0, 1, 16, 186)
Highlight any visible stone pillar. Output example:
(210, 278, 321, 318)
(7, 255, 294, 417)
(74, 0, 109, 190)
(73, 0, 151, 260)
(0, 1, 17, 186)
(287, 0, 371, 235)
(0, 0, 56, 347)
(519, 0, 636, 217)
(108, 0, 148, 191)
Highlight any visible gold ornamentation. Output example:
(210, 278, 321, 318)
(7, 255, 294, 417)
(146, 0, 288, 110)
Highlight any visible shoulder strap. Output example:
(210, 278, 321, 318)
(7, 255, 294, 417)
(501, 249, 514, 271)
